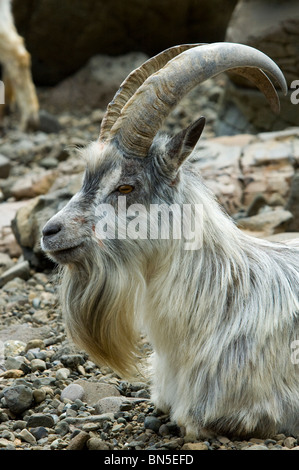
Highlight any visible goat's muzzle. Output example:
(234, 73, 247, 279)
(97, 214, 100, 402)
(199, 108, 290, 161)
(41, 217, 86, 264)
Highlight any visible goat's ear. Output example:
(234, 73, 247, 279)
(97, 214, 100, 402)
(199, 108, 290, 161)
(165, 116, 206, 168)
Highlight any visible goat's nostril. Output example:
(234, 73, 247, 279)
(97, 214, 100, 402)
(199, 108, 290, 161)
(42, 221, 62, 237)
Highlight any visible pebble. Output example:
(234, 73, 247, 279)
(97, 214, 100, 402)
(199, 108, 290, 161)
(0, 154, 11, 179)
(19, 428, 37, 445)
(55, 367, 71, 381)
(30, 426, 49, 441)
(182, 442, 209, 450)
(60, 384, 85, 402)
(0, 261, 30, 288)
(3, 385, 33, 415)
(95, 396, 127, 415)
(32, 388, 47, 404)
(87, 437, 110, 450)
(25, 339, 45, 351)
(243, 444, 269, 450)
(30, 359, 47, 372)
(66, 431, 89, 450)
(54, 421, 70, 436)
(3, 340, 26, 357)
(26, 413, 55, 428)
(144, 416, 162, 433)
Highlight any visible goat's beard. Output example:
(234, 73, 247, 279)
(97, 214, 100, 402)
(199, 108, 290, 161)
(58, 239, 147, 379)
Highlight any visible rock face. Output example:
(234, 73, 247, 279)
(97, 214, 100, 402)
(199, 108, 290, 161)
(216, 0, 299, 135)
(285, 171, 299, 232)
(12, 0, 238, 85)
(42, 53, 149, 113)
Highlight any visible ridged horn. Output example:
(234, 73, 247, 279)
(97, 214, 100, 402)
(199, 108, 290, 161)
(107, 42, 287, 159)
(99, 43, 205, 141)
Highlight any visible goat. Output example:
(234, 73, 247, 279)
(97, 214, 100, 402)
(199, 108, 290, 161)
(41, 42, 299, 439)
(0, 0, 39, 130)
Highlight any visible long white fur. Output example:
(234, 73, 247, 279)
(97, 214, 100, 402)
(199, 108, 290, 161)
(54, 138, 299, 438)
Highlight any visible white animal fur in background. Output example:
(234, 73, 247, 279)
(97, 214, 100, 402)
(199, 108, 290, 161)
(0, 0, 39, 130)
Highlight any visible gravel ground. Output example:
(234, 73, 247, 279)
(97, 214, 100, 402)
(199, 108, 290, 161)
(0, 78, 298, 452)
(0, 270, 298, 451)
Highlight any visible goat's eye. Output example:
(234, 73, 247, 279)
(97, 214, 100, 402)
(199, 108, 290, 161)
(117, 185, 134, 194)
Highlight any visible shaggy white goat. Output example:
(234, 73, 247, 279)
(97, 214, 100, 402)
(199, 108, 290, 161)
(41, 43, 299, 439)
(0, 0, 39, 129)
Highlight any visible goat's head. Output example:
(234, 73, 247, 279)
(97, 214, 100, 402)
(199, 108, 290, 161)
(41, 42, 287, 265)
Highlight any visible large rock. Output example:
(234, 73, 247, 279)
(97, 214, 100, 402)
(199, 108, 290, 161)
(0, 200, 30, 258)
(285, 171, 299, 232)
(11, 157, 84, 268)
(43, 53, 148, 113)
(13, 0, 238, 85)
(11, 189, 74, 269)
(216, 0, 299, 135)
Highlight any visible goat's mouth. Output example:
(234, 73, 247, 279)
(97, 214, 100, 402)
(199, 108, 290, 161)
(45, 243, 85, 264)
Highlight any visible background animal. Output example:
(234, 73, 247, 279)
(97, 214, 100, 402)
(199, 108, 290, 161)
(0, 0, 39, 130)
(41, 42, 299, 439)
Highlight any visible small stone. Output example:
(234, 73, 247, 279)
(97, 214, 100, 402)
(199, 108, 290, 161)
(30, 426, 48, 441)
(218, 436, 231, 444)
(32, 298, 41, 309)
(12, 420, 26, 430)
(30, 359, 47, 372)
(55, 368, 71, 381)
(87, 437, 110, 450)
(61, 384, 85, 402)
(0, 369, 24, 379)
(3, 340, 26, 357)
(19, 428, 36, 445)
(54, 420, 70, 436)
(134, 389, 150, 398)
(182, 442, 209, 450)
(0, 438, 13, 448)
(0, 253, 14, 275)
(38, 110, 62, 134)
(65, 408, 77, 418)
(66, 431, 89, 450)
(0, 261, 30, 288)
(95, 396, 127, 415)
(112, 423, 125, 433)
(284, 437, 297, 449)
(5, 356, 30, 374)
(0, 154, 11, 179)
(39, 157, 58, 169)
(0, 411, 9, 423)
(273, 433, 286, 441)
(33, 389, 47, 404)
(144, 416, 162, 433)
(60, 354, 85, 368)
(25, 339, 45, 351)
(243, 444, 269, 450)
(3, 385, 33, 415)
(26, 413, 55, 428)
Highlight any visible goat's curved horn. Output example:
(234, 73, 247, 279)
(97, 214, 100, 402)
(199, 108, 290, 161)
(99, 43, 205, 141)
(107, 42, 287, 159)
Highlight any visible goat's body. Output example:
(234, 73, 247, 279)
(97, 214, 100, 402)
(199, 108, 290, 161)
(41, 43, 299, 438)
(59, 155, 299, 438)
(0, 0, 39, 129)
(144, 171, 299, 437)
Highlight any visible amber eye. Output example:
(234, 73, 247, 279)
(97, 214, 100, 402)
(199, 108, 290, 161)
(117, 185, 134, 194)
